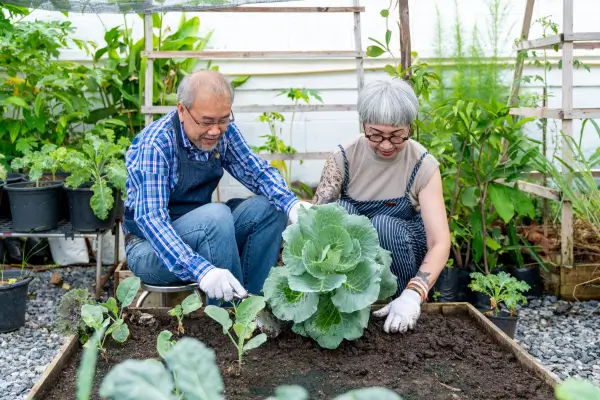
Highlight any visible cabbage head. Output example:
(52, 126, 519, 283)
(263, 203, 397, 349)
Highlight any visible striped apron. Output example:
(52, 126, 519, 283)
(337, 144, 429, 298)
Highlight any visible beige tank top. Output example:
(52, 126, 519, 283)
(332, 136, 440, 211)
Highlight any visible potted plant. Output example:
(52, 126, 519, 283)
(5, 145, 65, 231)
(0, 237, 46, 332)
(468, 271, 530, 339)
(61, 127, 129, 232)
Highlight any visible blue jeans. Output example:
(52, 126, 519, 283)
(125, 195, 288, 304)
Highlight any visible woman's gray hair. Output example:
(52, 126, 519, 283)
(357, 79, 419, 127)
(177, 70, 234, 108)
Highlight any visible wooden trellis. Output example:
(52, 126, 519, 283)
(141, 3, 366, 162)
(508, 0, 600, 273)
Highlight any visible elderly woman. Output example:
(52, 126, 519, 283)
(312, 78, 450, 334)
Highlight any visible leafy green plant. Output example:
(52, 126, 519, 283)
(204, 296, 268, 370)
(555, 378, 600, 400)
(10, 144, 65, 186)
(156, 330, 177, 359)
(266, 385, 403, 400)
(468, 271, 530, 315)
(263, 203, 398, 349)
(252, 112, 295, 182)
(55, 288, 95, 342)
(80, 276, 140, 353)
(168, 292, 203, 334)
(0, 154, 6, 180)
(61, 127, 129, 220)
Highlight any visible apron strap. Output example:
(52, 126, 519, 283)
(405, 151, 429, 197)
(337, 144, 350, 193)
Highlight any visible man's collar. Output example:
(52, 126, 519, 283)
(179, 120, 194, 149)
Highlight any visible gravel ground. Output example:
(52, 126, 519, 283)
(515, 295, 600, 385)
(1, 268, 599, 399)
(0, 267, 99, 400)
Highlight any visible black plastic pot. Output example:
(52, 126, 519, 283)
(4, 181, 64, 231)
(471, 291, 493, 310)
(0, 173, 27, 218)
(41, 172, 71, 221)
(484, 309, 519, 339)
(433, 267, 471, 302)
(513, 265, 543, 299)
(64, 184, 117, 232)
(0, 269, 34, 333)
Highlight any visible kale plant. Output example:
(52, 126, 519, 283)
(468, 271, 530, 315)
(168, 292, 203, 334)
(263, 203, 397, 349)
(55, 288, 95, 342)
(204, 296, 268, 370)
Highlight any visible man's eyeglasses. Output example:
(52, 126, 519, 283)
(364, 127, 410, 144)
(185, 107, 235, 128)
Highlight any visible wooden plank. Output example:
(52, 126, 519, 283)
(144, 14, 153, 127)
(142, 104, 357, 114)
(186, 6, 365, 12)
(258, 152, 331, 161)
(563, 32, 600, 41)
(508, 0, 535, 107)
(509, 107, 600, 119)
(527, 169, 600, 178)
(574, 42, 600, 50)
(353, 0, 364, 91)
(398, 0, 411, 76)
(561, 263, 600, 301)
(25, 335, 79, 400)
(513, 34, 563, 50)
(142, 50, 365, 59)
(562, 0, 574, 270)
(494, 179, 561, 201)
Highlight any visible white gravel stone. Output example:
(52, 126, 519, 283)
(0, 267, 98, 400)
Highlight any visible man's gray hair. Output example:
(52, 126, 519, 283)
(357, 79, 419, 127)
(176, 70, 234, 108)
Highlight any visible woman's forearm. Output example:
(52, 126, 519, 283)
(410, 242, 450, 294)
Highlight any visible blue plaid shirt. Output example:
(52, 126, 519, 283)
(123, 110, 298, 282)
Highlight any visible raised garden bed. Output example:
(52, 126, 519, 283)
(28, 303, 558, 400)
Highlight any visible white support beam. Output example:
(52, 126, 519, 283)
(141, 50, 365, 59)
(509, 107, 600, 119)
(143, 14, 153, 127)
(513, 34, 563, 50)
(189, 6, 365, 12)
(259, 152, 331, 161)
(563, 32, 600, 41)
(142, 104, 357, 114)
(494, 179, 561, 202)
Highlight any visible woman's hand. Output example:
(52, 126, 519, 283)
(373, 289, 422, 333)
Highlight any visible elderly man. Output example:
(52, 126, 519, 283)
(122, 70, 309, 304)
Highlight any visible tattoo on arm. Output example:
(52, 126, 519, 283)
(414, 270, 431, 287)
(313, 155, 343, 205)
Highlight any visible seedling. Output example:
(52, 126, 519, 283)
(468, 271, 530, 316)
(204, 296, 268, 370)
(156, 330, 177, 359)
(80, 276, 140, 354)
(168, 292, 202, 334)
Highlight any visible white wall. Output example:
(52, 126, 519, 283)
(25, 0, 600, 200)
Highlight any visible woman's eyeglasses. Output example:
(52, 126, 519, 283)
(185, 107, 235, 128)
(364, 126, 410, 144)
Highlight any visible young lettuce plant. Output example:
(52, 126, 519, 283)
(204, 296, 268, 370)
(263, 203, 398, 349)
(80, 276, 140, 353)
(168, 292, 203, 334)
(468, 271, 530, 316)
(62, 127, 129, 220)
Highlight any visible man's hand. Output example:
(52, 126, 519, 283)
(288, 201, 312, 224)
(198, 268, 247, 302)
(372, 289, 422, 333)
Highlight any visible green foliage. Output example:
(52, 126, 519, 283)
(555, 378, 600, 400)
(204, 296, 268, 369)
(10, 143, 68, 185)
(61, 127, 129, 220)
(55, 288, 95, 341)
(156, 330, 176, 359)
(266, 385, 403, 400)
(468, 271, 530, 315)
(263, 203, 397, 349)
(76, 326, 104, 400)
(168, 292, 202, 334)
(0, 154, 6, 180)
(80, 276, 140, 352)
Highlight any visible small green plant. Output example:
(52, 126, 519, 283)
(80, 276, 140, 353)
(0, 154, 6, 180)
(204, 295, 268, 370)
(62, 127, 129, 220)
(156, 330, 177, 359)
(10, 144, 59, 186)
(263, 203, 398, 349)
(468, 271, 530, 316)
(168, 292, 203, 334)
(555, 378, 600, 400)
(55, 288, 95, 342)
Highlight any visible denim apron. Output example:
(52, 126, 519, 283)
(337, 144, 429, 297)
(123, 112, 224, 238)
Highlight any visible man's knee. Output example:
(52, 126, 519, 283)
(177, 203, 234, 236)
(241, 195, 287, 225)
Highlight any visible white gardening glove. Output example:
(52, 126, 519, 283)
(373, 289, 422, 333)
(198, 268, 248, 302)
(288, 201, 312, 224)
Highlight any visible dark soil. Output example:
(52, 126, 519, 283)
(43, 312, 555, 400)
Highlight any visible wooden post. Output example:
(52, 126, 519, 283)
(508, 0, 535, 107)
(398, 0, 412, 76)
(353, 0, 364, 91)
(561, 0, 574, 268)
(144, 13, 154, 127)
